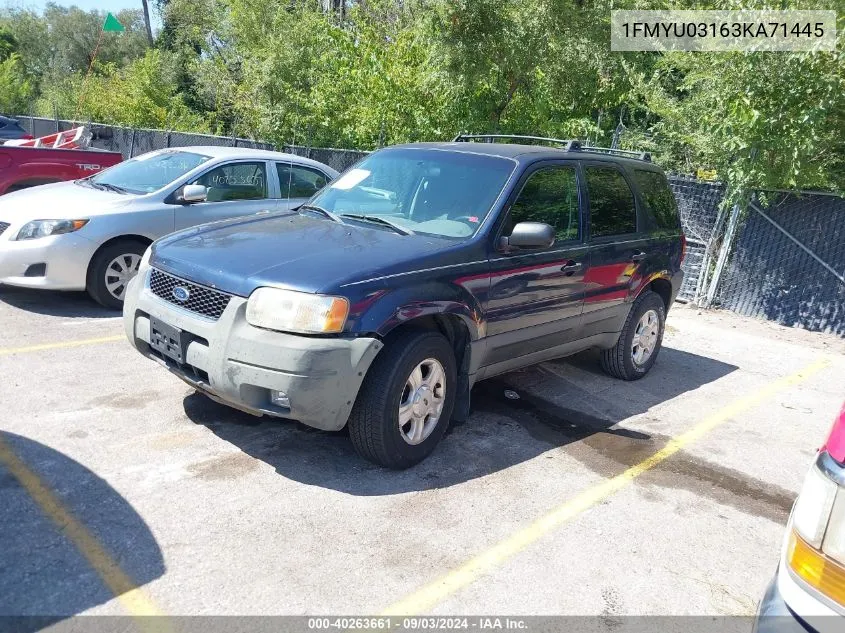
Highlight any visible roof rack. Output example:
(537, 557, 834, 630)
(581, 146, 652, 162)
(452, 134, 651, 162)
(452, 134, 582, 151)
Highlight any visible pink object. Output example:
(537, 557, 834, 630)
(822, 402, 845, 463)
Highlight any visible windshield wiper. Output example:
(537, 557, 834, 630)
(299, 204, 342, 223)
(96, 182, 131, 194)
(340, 214, 413, 235)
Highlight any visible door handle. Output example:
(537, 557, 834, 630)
(631, 252, 647, 262)
(561, 260, 582, 274)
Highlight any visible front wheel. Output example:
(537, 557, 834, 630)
(348, 329, 457, 469)
(600, 290, 666, 381)
(87, 240, 147, 310)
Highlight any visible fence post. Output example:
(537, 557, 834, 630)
(693, 201, 729, 305)
(703, 199, 743, 308)
(166, 131, 171, 148)
(128, 128, 136, 158)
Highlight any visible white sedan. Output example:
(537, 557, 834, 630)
(0, 146, 338, 308)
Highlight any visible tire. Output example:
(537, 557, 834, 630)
(600, 290, 666, 381)
(348, 329, 457, 469)
(86, 240, 148, 310)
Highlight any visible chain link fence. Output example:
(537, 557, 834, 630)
(14, 115, 370, 173)
(15, 116, 275, 156)
(716, 192, 845, 335)
(666, 175, 726, 302)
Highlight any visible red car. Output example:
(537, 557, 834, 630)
(0, 145, 123, 195)
(756, 402, 845, 632)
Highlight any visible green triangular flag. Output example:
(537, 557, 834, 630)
(103, 13, 125, 33)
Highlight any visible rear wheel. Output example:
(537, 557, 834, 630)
(348, 329, 456, 469)
(86, 240, 147, 310)
(600, 290, 666, 380)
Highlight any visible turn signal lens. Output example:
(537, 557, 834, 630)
(788, 530, 845, 606)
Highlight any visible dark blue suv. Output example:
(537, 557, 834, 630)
(123, 135, 685, 468)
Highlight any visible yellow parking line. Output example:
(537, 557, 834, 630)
(381, 356, 831, 616)
(0, 335, 124, 356)
(0, 436, 164, 619)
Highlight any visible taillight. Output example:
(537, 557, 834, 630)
(680, 234, 687, 264)
(20, 134, 33, 140)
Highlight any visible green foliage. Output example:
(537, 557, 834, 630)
(36, 49, 209, 131)
(0, 0, 842, 193)
(0, 53, 33, 114)
(0, 26, 16, 62)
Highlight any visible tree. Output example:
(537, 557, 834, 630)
(0, 54, 33, 114)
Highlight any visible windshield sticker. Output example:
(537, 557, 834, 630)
(331, 168, 370, 190)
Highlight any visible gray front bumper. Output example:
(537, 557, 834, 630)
(123, 270, 383, 431)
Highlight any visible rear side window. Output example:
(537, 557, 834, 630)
(585, 166, 637, 238)
(193, 162, 267, 202)
(632, 169, 679, 230)
(277, 163, 329, 199)
(504, 166, 579, 242)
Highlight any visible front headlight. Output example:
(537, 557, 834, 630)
(245, 287, 349, 334)
(792, 463, 838, 548)
(15, 219, 89, 241)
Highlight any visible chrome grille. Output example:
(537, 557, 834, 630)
(149, 268, 231, 320)
(0, 222, 9, 237)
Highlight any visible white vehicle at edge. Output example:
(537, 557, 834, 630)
(0, 146, 338, 308)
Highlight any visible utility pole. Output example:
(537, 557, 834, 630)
(141, 0, 154, 45)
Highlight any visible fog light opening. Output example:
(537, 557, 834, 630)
(24, 263, 46, 277)
(270, 390, 290, 409)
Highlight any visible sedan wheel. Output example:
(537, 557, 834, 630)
(105, 253, 142, 301)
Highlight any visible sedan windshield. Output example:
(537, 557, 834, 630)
(309, 148, 516, 238)
(89, 150, 211, 194)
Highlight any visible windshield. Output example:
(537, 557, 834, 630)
(309, 148, 516, 238)
(89, 150, 211, 194)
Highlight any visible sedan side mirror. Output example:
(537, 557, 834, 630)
(500, 222, 555, 250)
(180, 184, 208, 204)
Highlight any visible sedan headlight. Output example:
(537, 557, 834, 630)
(15, 219, 89, 241)
(786, 456, 845, 606)
(793, 463, 838, 548)
(246, 287, 349, 334)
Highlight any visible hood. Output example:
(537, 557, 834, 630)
(151, 212, 456, 297)
(0, 180, 134, 223)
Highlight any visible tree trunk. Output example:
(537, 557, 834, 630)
(141, 0, 154, 46)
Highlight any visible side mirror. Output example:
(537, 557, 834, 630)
(179, 184, 208, 204)
(500, 222, 555, 250)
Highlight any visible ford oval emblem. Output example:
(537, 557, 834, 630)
(172, 286, 190, 302)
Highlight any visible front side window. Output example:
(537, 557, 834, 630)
(309, 148, 516, 239)
(502, 166, 579, 242)
(192, 162, 267, 202)
(632, 169, 679, 230)
(90, 150, 211, 194)
(277, 163, 329, 199)
(585, 166, 637, 238)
